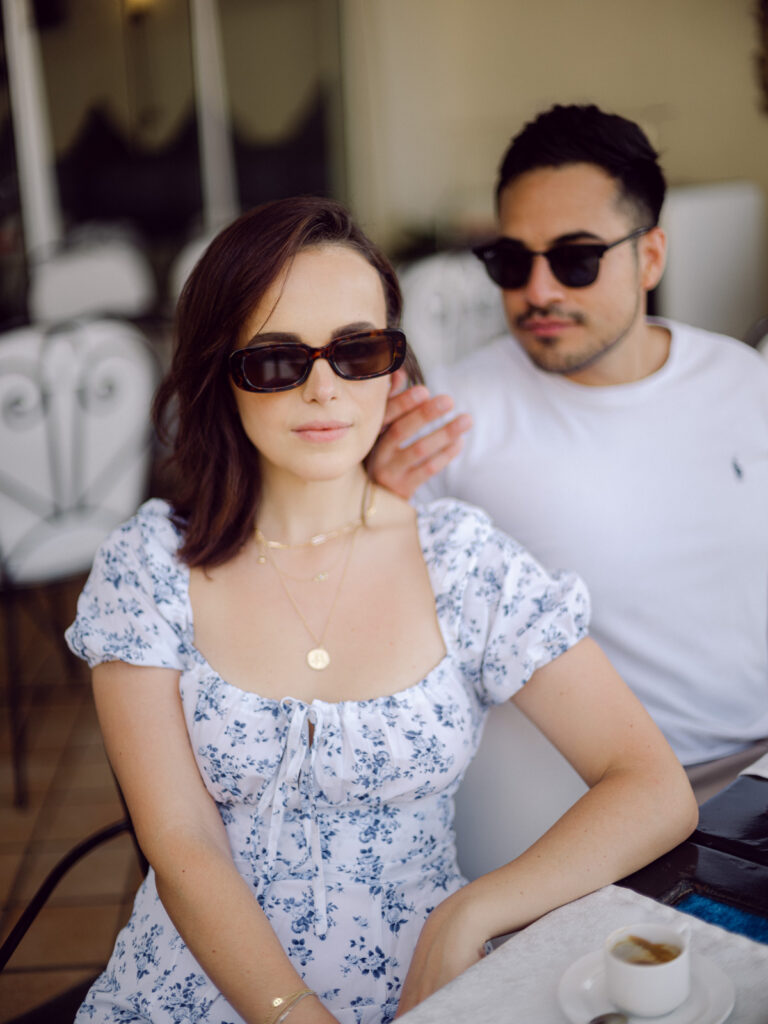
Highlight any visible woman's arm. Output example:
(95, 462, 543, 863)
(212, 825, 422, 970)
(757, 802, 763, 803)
(396, 637, 698, 1015)
(93, 661, 338, 1024)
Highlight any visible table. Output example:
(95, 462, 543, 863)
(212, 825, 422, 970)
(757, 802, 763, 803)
(399, 768, 768, 1023)
(397, 884, 768, 1023)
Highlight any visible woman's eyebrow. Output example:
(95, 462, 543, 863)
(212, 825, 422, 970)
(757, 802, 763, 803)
(245, 331, 300, 346)
(330, 321, 377, 339)
(246, 322, 379, 346)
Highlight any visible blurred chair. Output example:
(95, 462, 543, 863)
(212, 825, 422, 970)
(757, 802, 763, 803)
(0, 791, 147, 1022)
(28, 224, 157, 325)
(0, 317, 160, 806)
(454, 701, 587, 881)
(656, 181, 768, 343)
(398, 250, 507, 374)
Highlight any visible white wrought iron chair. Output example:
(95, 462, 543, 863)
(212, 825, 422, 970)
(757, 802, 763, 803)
(398, 249, 507, 375)
(0, 317, 160, 805)
(454, 701, 587, 882)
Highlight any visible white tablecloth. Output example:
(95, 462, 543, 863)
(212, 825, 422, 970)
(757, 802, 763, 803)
(740, 752, 768, 780)
(398, 884, 768, 1023)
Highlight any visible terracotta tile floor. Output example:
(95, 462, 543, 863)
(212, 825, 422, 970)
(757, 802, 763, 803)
(0, 585, 145, 1022)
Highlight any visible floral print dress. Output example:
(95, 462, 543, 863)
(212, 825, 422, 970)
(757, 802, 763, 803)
(65, 497, 589, 1024)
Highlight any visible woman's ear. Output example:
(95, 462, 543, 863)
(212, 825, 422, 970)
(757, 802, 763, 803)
(640, 226, 667, 292)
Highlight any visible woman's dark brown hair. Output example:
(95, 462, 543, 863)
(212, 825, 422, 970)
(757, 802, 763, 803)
(153, 195, 422, 568)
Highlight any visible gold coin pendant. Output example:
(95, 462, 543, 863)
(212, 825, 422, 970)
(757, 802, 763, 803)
(307, 647, 330, 670)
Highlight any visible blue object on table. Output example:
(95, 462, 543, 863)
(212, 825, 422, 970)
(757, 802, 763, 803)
(676, 891, 768, 944)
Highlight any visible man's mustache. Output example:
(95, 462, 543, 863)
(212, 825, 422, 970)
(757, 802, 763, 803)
(515, 305, 587, 328)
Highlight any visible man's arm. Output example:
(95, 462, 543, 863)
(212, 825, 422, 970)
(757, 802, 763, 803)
(370, 370, 472, 499)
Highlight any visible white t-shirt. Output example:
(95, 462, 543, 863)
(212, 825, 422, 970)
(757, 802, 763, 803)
(423, 319, 768, 765)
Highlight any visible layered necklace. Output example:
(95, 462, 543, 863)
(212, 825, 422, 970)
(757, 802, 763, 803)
(256, 483, 375, 670)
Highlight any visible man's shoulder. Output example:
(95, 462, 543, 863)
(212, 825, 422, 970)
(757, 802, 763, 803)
(663, 318, 768, 374)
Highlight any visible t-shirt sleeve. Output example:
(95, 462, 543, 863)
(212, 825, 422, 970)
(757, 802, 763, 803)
(457, 517, 590, 706)
(65, 505, 186, 671)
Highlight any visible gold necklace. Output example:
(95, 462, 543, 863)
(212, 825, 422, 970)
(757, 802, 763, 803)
(255, 529, 349, 583)
(257, 481, 376, 551)
(261, 527, 358, 670)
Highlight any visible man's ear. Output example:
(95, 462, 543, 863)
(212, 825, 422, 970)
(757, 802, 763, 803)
(640, 226, 667, 291)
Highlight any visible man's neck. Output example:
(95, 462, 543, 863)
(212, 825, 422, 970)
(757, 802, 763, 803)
(564, 319, 672, 387)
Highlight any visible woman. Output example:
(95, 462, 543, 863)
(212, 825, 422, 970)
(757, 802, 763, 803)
(66, 196, 696, 1024)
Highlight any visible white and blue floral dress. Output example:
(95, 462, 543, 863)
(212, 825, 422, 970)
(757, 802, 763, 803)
(65, 497, 589, 1024)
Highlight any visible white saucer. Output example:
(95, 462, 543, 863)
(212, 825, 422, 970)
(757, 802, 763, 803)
(557, 949, 735, 1024)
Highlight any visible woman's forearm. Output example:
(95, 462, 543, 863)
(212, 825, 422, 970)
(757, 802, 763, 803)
(454, 759, 697, 941)
(151, 830, 337, 1024)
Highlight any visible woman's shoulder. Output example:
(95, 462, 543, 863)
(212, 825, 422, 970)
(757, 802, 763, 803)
(104, 498, 182, 559)
(65, 499, 189, 669)
(415, 495, 522, 558)
(89, 498, 187, 605)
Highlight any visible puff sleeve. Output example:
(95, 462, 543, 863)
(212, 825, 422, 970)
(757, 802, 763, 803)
(65, 499, 188, 671)
(421, 499, 590, 705)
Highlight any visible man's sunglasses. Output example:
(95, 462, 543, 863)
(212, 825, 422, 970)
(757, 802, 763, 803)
(229, 328, 406, 393)
(472, 226, 652, 290)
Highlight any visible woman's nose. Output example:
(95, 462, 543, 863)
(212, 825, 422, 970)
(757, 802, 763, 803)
(302, 358, 339, 402)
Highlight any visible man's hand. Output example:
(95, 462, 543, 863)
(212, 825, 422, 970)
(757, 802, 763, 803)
(369, 370, 472, 500)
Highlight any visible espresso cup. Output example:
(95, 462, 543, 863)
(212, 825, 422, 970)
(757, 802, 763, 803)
(603, 920, 691, 1017)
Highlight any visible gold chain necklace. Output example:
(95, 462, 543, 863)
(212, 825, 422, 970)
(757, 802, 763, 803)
(261, 527, 358, 670)
(256, 482, 376, 551)
(254, 528, 349, 583)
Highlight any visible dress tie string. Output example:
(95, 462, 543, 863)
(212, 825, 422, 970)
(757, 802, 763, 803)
(260, 699, 328, 937)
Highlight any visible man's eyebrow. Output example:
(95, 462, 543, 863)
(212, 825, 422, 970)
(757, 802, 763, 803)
(552, 231, 604, 244)
(501, 231, 605, 248)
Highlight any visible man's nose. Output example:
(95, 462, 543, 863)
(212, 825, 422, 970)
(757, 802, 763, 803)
(521, 253, 567, 306)
(302, 357, 338, 402)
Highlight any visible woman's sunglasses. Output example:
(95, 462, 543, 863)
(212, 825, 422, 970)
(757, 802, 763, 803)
(229, 328, 406, 393)
(472, 226, 652, 290)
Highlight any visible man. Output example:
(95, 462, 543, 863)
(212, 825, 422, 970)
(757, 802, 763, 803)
(372, 104, 768, 802)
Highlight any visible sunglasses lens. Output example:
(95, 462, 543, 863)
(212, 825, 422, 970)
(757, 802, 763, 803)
(480, 248, 531, 289)
(548, 245, 602, 287)
(333, 334, 400, 379)
(476, 241, 606, 289)
(239, 345, 308, 390)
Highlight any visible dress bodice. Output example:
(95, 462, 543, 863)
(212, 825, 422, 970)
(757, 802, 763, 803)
(66, 497, 589, 1024)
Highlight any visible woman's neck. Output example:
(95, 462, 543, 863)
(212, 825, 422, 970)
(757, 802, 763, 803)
(255, 467, 372, 548)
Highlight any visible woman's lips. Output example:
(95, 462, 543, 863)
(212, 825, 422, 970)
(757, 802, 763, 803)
(293, 420, 351, 442)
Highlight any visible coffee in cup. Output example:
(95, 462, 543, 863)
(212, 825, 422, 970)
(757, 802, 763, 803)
(604, 921, 690, 1016)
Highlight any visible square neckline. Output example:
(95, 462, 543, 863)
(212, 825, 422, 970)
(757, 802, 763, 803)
(181, 505, 452, 710)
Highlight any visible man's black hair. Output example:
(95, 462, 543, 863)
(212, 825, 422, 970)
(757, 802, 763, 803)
(496, 104, 666, 225)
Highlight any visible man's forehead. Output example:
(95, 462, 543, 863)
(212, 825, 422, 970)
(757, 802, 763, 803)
(497, 163, 632, 244)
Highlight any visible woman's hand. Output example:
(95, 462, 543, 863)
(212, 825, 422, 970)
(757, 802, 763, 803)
(395, 889, 487, 1017)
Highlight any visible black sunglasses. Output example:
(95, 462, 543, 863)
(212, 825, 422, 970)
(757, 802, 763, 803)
(229, 328, 407, 393)
(472, 226, 652, 290)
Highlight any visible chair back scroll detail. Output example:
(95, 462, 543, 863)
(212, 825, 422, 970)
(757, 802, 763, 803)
(0, 317, 160, 586)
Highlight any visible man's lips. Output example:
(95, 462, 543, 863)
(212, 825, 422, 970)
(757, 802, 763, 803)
(519, 318, 577, 337)
(293, 420, 351, 442)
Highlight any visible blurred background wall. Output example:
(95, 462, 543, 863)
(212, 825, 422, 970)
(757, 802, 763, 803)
(0, 0, 766, 323)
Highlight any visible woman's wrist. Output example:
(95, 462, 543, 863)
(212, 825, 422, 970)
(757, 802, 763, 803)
(263, 988, 316, 1024)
